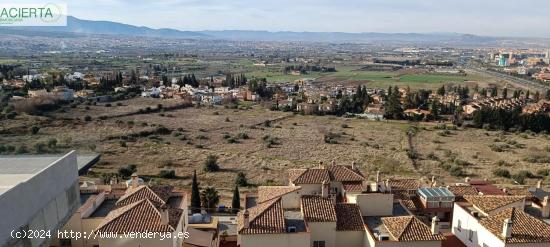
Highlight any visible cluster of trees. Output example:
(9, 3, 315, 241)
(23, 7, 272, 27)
(0, 64, 24, 80)
(373, 59, 420, 66)
(190, 170, 244, 214)
(176, 74, 199, 88)
(334, 85, 372, 115)
(473, 107, 550, 132)
(283, 65, 336, 74)
(384, 86, 404, 119)
(248, 78, 273, 98)
(223, 73, 247, 88)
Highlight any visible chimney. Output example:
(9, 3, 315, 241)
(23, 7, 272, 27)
(322, 180, 329, 198)
(160, 204, 169, 225)
(542, 196, 550, 218)
(537, 180, 543, 189)
(431, 216, 440, 235)
(243, 209, 250, 228)
(465, 177, 471, 183)
(351, 161, 356, 170)
(131, 173, 139, 188)
(376, 171, 380, 183)
(331, 160, 336, 166)
(502, 218, 513, 238)
(318, 161, 324, 169)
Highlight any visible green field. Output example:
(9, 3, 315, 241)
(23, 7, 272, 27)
(244, 65, 483, 90)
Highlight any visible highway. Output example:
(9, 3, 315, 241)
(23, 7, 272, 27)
(468, 67, 550, 92)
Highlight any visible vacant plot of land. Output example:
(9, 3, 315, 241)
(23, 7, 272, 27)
(2, 98, 549, 203)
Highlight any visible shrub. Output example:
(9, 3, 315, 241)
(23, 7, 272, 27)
(523, 155, 550, 163)
(196, 134, 209, 140)
(203, 155, 220, 172)
(105, 103, 112, 107)
(47, 138, 57, 148)
(493, 168, 511, 178)
(159, 169, 176, 179)
(15, 145, 29, 154)
(237, 133, 249, 139)
(341, 123, 349, 128)
(34, 142, 46, 153)
(118, 164, 137, 179)
(227, 137, 238, 144)
(116, 102, 123, 106)
(31, 125, 40, 135)
(84, 115, 92, 121)
(536, 169, 550, 177)
(512, 170, 535, 185)
(119, 141, 127, 147)
(235, 172, 248, 186)
(449, 165, 464, 177)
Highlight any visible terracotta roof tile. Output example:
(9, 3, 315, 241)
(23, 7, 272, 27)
(479, 207, 550, 244)
(238, 198, 286, 234)
(342, 181, 363, 192)
(464, 195, 524, 214)
(382, 216, 445, 241)
(328, 165, 364, 182)
(96, 199, 182, 233)
(504, 188, 533, 199)
(302, 195, 337, 222)
(257, 186, 301, 203)
(388, 179, 421, 191)
(335, 204, 364, 231)
(116, 185, 172, 207)
(288, 169, 307, 183)
(291, 169, 330, 184)
(447, 185, 479, 197)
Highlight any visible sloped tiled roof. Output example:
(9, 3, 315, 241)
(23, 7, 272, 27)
(464, 195, 524, 214)
(302, 195, 337, 222)
(447, 185, 479, 197)
(291, 169, 331, 184)
(479, 207, 550, 244)
(388, 179, 421, 191)
(382, 216, 445, 241)
(342, 181, 363, 192)
(238, 198, 286, 234)
(116, 185, 172, 207)
(328, 165, 364, 182)
(288, 169, 307, 182)
(335, 204, 364, 231)
(504, 188, 533, 199)
(257, 186, 301, 203)
(96, 199, 182, 233)
(394, 191, 418, 211)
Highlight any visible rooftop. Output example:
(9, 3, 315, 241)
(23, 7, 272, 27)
(479, 207, 550, 244)
(0, 153, 99, 196)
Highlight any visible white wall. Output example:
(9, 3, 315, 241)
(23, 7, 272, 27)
(336, 231, 363, 247)
(309, 222, 336, 247)
(356, 193, 393, 217)
(452, 204, 505, 247)
(1, 152, 80, 247)
(282, 191, 301, 209)
(298, 184, 321, 196)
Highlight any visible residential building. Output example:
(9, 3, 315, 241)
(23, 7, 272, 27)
(0, 152, 80, 247)
(451, 195, 550, 246)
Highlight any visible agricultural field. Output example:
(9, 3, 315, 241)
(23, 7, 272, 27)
(1, 97, 549, 204)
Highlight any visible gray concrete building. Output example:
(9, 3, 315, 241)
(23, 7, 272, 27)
(0, 151, 80, 247)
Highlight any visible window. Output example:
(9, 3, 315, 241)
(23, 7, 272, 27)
(313, 241, 325, 247)
(60, 239, 72, 247)
(457, 219, 462, 231)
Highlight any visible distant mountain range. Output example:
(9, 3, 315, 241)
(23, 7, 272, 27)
(1, 16, 546, 46)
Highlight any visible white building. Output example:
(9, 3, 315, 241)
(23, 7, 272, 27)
(0, 152, 80, 247)
(452, 195, 550, 247)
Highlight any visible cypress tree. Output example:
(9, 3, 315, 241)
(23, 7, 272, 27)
(231, 185, 240, 213)
(191, 170, 201, 213)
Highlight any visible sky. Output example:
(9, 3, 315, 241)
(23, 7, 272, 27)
(8, 0, 550, 37)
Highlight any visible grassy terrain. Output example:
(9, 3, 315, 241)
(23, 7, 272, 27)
(2, 98, 549, 203)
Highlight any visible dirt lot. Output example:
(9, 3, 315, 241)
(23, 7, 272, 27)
(1, 97, 549, 203)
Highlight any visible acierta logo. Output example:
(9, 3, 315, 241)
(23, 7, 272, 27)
(0, 3, 67, 26)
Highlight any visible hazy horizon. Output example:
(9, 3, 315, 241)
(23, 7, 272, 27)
(9, 0, 550, 38)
